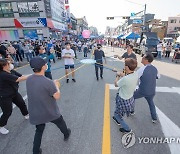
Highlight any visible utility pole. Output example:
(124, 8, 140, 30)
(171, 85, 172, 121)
(143, 4, 147, 30)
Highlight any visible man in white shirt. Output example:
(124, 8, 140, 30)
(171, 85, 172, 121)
(62, 42, 76, 83)
(157, 41, 163, 59)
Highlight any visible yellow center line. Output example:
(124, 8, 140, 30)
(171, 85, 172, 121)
(102, 84, 111, 154)
(57, 64, 87, 81)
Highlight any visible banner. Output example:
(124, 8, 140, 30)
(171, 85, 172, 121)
(50, 0, 65, 23)
(0, 30, 19, 41)
(14, 18, 47, 28)
(47, 19, 66, 31)
(23, 30, 38, 40)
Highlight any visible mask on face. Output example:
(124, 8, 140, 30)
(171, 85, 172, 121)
(45, 64, 48, 71)
(9, 63, 14, 71)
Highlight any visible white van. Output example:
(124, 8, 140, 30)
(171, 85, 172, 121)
(163, 37, 174, 43)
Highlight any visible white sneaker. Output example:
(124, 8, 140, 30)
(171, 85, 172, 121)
(24, 114, 29, 120)
(0, 127, 9, 135)
(152, 119, 158, 124)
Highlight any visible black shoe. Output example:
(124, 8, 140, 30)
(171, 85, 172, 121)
(119, 128, 132, 133)
(101, 76, 103, 79)
(64, 128, 71, 141)
(97, 78, 99, 81)
(72, 79, 76, 82)
(66, 78, 69, 83)
(112, 116, 121, 126)
(130, 111, 135, 116)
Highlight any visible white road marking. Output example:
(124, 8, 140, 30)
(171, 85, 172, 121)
(0, 95, 27, 117)
(107, 57, 120, 62)
(108, 84, 180, 95)
(108, 83, 180, 154)
(156, 107, 180, 154)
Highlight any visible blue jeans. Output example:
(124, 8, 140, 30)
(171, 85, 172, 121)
(114, 112, 131, 131)
(25, 53, 33, 62)
(157, 51, 162, 59)
(133, 90, 157, 120)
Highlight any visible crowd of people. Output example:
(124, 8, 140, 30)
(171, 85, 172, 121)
(0, 35, 170, 153)
(0, 38, 109, 154)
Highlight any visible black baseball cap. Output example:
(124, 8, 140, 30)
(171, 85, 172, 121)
(65, 42, 71, 45)
(30, 57, 47, 70)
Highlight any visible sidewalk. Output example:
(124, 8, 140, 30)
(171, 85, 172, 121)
(103, 46, 180, 81)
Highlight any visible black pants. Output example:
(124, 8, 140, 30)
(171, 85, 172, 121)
(33, 116, 69, 154)
(16, 51, 23, 62)
(56, 51, 61, 59)
(165, 51, 171, 57)
(95, 63, 103, 79)
(0, 93, 28, 127)
(84, 51, 88, 57)
(45, 72, 52, 80)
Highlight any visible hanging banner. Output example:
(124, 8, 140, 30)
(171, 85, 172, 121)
(47, 19, 66, 31)
(14, 18, 47, 28)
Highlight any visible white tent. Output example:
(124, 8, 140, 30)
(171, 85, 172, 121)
(176, 36, 180, 43)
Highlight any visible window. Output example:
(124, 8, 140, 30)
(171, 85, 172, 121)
(17, 2, 40, 17)
(170, 19, 176, 23)
(174, 27, 180, 31)
(0, 2, 14, 18)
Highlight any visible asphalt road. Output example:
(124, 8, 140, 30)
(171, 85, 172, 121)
(0, 47, 180, 154)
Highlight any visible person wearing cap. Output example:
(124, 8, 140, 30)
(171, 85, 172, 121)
(0, 59, 29, 135)
(62, 42, 76, 83)
(93, 44, 106, 80)
(27, 57, 71, 154)
(37, 45, 52, 79)
(114, 44, 137, 60)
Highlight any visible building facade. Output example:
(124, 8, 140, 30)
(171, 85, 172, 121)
(89, 26, 98, 36)
(0, 0, 68, 41)
(76, 16, 88, 35)
(167, 15, 180, 38)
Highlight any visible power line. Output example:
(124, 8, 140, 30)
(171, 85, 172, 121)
(123, 0, 144, 6)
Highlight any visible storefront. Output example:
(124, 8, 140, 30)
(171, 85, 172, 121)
(47, 19, 67, 39)
(14, 18, 48, 40)
(0, 30, 19, 41)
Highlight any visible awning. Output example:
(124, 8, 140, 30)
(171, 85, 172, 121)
(90, 35, 99, 38)
(117, 34, 124, 39)
(111, 35, 118, 38)
(122, 32, 140, 39)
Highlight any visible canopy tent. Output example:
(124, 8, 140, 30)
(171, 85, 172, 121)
(117, 34, 124, 39)
(90, 35, 99, 39)
(122, 32, 140, 39)
(111, 35, 118, 38)
(176, 36, 180, 43)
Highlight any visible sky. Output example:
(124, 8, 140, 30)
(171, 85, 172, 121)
(69, 0, 180, 34)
